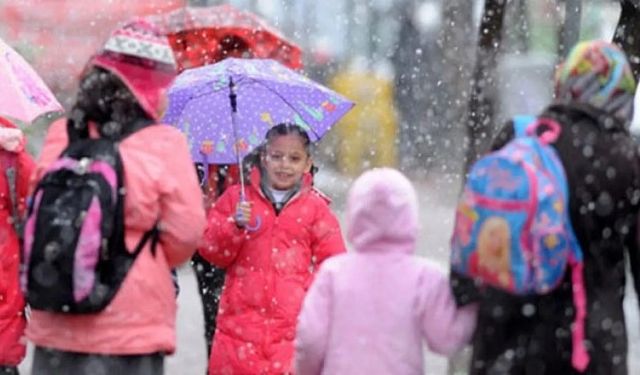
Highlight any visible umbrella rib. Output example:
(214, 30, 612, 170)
(241, 76, 323, 140)
(172, 75, 324, 140)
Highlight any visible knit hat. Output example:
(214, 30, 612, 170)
(90, 19, 177, 120)
(555, 40, 636, 124)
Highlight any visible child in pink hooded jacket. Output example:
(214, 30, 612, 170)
(295, 168, 478, 375)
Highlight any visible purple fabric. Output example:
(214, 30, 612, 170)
(21, 190, 42, 293)
(89, 161, 117, 200)
(162, 58, 354, 164)
(295, 169, 478, 375)
(73, 196, 102, 303)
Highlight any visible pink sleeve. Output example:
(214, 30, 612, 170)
(31, 119, 68, 191)
(419, 266, 478, 356)
(157, 133, 206, 267)
(295, 267, 332, 375)
(16, 149, 35, 216)
(198, 187, 247, 269)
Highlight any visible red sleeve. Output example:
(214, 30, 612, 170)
(310, 201, 346, 269)
(16, 149, 35, 217)
(198, 187, 248, 268)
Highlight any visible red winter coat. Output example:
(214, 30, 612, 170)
(199, 168, 346, 375)
(0, 118, 34, 366)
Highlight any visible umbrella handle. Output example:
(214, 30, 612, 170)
(245, 215, 262, 232)
(238, 191, 261, 232)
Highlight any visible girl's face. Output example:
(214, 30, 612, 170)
(262, 134, 311, 190)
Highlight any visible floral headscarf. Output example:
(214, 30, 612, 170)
(555, 40, 636, 125)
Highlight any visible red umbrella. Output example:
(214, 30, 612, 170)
(144, 4, 303, 72)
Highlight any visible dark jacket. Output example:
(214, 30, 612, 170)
(452, 103, 640, 375)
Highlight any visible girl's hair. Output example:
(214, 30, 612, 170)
(68, 66, 152, 140)
(264, 123, 312, 155)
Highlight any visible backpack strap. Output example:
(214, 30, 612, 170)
(513, 115, 537, 138)
(514, 114, 590, 370)
(132, 224, 160, 258)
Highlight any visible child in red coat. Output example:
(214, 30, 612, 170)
(0, 116, 35, 374)
(199, 123, 346, 375)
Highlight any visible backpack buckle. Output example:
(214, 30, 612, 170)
(76, 157, 92, 175)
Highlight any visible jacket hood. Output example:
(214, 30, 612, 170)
(346, 168, 418, 254)
(89, 19, 177, 121)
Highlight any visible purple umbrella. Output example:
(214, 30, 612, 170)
(163, 57, 354, 194)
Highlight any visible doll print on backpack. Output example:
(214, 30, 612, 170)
(471, 217, 513, 289)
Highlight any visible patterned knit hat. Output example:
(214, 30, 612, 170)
(555, 40, 636, 124)
(90, 19, 177, 120)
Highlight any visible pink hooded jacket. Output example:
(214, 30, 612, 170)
(295, 168, 478, 375)
(25, 118, 206, 355)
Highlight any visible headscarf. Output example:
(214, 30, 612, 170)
(554, 40, 636, 125)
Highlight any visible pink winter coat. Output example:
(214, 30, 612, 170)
(295, 168, 478, 375)
(0, 119, 34, 366)
(26, 118, 206, 355)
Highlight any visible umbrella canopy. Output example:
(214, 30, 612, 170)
(163, 58, 353, 165)
(0, 37, 63, 123)
(145, 5, 303, 72)
(0, 0, 184, 100)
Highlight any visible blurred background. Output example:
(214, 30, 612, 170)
(0, 0, 627, 179)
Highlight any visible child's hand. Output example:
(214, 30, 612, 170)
(234, 201, 253, 228)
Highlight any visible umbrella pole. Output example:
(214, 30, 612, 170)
(229, 77, 246, 198)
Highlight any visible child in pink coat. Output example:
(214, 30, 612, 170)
(295, 168, 478, 375)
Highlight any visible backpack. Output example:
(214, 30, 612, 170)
(21, 119, 158, 314)
(450, 116, 589, 371)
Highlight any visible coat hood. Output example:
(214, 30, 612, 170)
(89, 19, 177, 121)
(346, 168, 418, 254)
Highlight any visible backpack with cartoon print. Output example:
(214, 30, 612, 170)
(450, 115, 589, 370)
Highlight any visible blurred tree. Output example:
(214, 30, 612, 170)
(391, 0, 446, 171)
(558, 0, 582, 59)
(438, 0, 475, 176)
(613, 0, 640, 81)
(464, 0, 507, 172)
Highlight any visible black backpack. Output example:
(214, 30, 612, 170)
(22, 119, 158, 314)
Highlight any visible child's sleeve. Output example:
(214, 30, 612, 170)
(157, 134, 207, 267)
(295, 267, 332, 375)
(310, 204, 346, 267)
(16, 149, 35, 216)
(419, 266, 478, 356)
(198, 188, 247, 268)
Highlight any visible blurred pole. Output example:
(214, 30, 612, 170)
(613, 0, 640, 81)
(438, 0, 475, 179)
(557, 0, 582, 59)
(441, 0, 477, 365)
(464, 0, 508, 173)
(504, 0, 530, 54)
